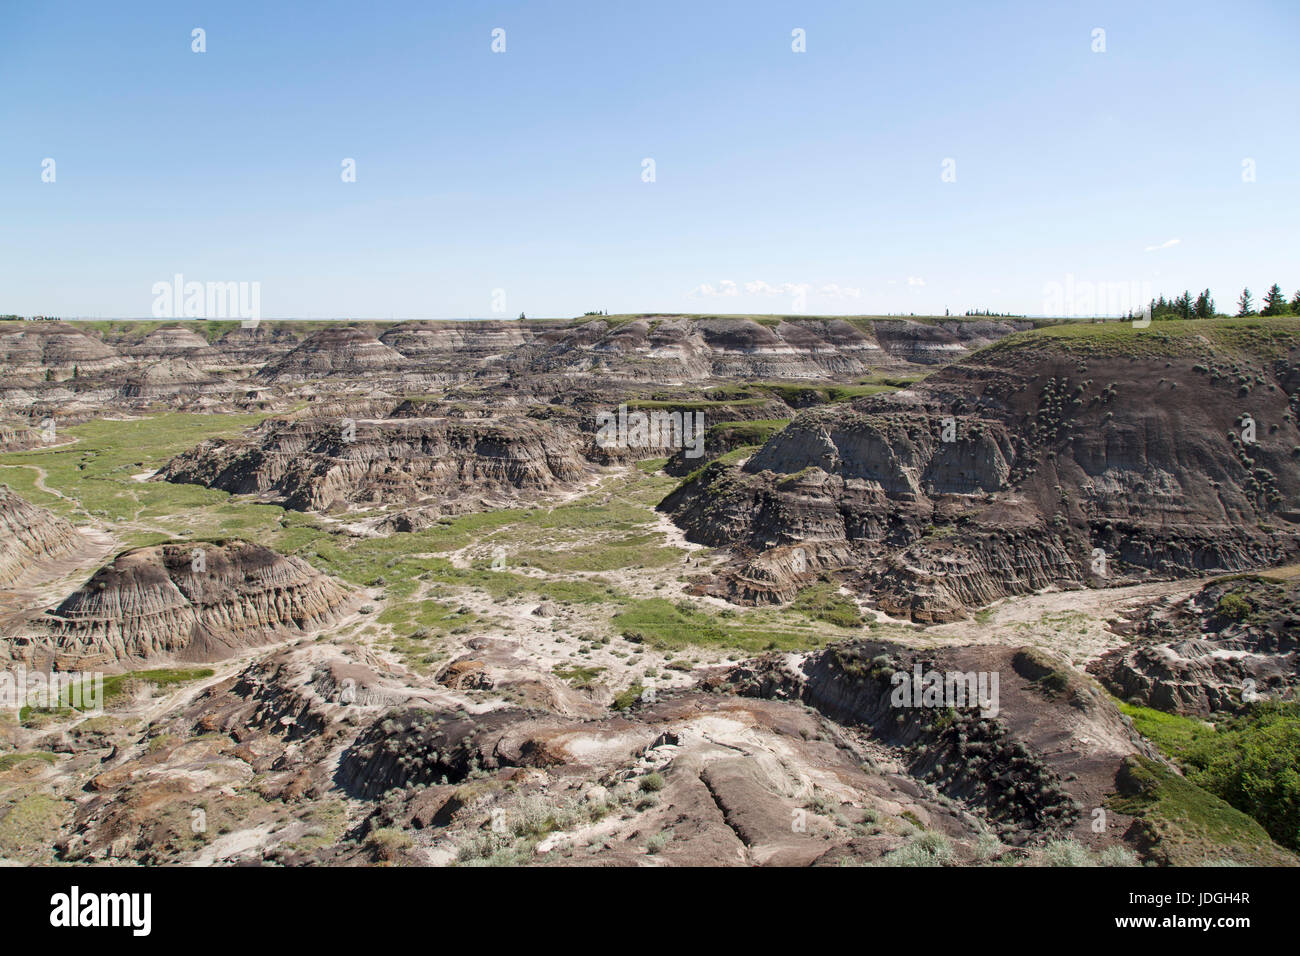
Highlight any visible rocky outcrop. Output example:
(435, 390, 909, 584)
(258, 327, 410, 382)
(7, 542, 352, 667)
(123, 325, 215, 359)
(1092, 574, 1300, 715)
(159, 413, 592, 512)
(120, 358, 219, 398)
(662, 320, 1300, 618)
(492, 316, 1026, 383)
(0, 322, 125, 380)
(0, 487, 84, 586)
(723, 640, 1156, 844)
(379, 321, 533, 359)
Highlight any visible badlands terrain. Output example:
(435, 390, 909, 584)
(0, 313, 1297, 867)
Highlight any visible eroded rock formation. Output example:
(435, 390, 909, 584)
(1093, 574, 1300, 715)
(7, 542, 352, 667)
(662, 325, 1300, 617)
(159, 412, 593, 512)
(0, 487, 84, 586)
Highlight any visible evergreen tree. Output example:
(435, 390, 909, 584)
(1193, 289, 1214, 318)
(1261, 283, 1287, 316)
(1291, 291, 1300, 316)
(1237, 287, 1255, 316)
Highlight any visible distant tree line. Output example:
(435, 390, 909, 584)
(1147, 283, 1300, 320)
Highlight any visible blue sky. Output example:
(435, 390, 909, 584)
(2, 0, 1297, 319)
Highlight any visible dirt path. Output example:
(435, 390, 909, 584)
(918, 577, 1207, 664)
(4, 462, 72, 503)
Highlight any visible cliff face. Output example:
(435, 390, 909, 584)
(0, 316, 1029, 420)
(0, 487, 84, 586)
(0, 323, 126, 380)
(159, 412, 592, 512)
(121, 325, 215, 359)
(489, 316, 1029, 382)
(662, 321, 1300, 618)
(8, 542, 352, 667)
(257, 327, 410, 382)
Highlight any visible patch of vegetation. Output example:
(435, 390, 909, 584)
(1107, 755, 1293, 865)
(0, 751, 58, 772)
(99, 668, 216, 706)
(1118, 700, 1300, 853)
(871, 831, 953, 867)
(366, 827, 413, 863)
(1180, 702, 1300, 852)
(1116, 701, 1216, 756)
(553, 665, 605, 688)
(790, 581, 864, 628)
(613, 597, 825, 653)
(1214, 591, 1253, 621)
(0, 793, 70, 860)
(611, 683, 646, 710)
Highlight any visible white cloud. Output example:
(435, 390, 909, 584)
(688, 279, 739, 298)
(1144, 238, 1181, 252)
(745, 280, 795, 296)
(819, 283, 861, 300)
(906, 276, 925, 287)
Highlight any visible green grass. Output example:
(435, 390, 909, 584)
(1116, 701, 1216, 756)
(0, 412, 271, 525)
(1180, 702, 1300, 852)
(19, 669, 217, 718)
(612, 597, 832, 653)
(0, 413, 850, 657)
(750, 381, 903, 405)
(982, 316, 1300, 360)
(553, 665, 605, 688)
(611, 683, 646, 709)
(517, 536, 684, 574)
(0, 793, 70, 860)
(705, 418, 790, 447)
(1118, 699, 1300, 853)
(1108, 754, 1293, 865)
(0, 751, 58, 772)
(790, 581, 864, 628)
(100, 667, 214, 704)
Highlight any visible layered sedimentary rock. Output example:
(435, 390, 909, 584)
(663, 320, 1300, 618)
(0, 421, 43, 451)
(123, 325, 215, 359)
(493, 316, 1029, 382)
(379, 320, 533, 358)
(210, 324, 308, 367)
(258, 327, 410, 382)
(8, 542, 352, 666)
(1092, 574, 1300, 715)
(0, 486, 84, 585)
(0, 316, 1030, 419)
(120, 358, 220, 398)
(159, 412, 592, 512)
(0, 322, 125, 380)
